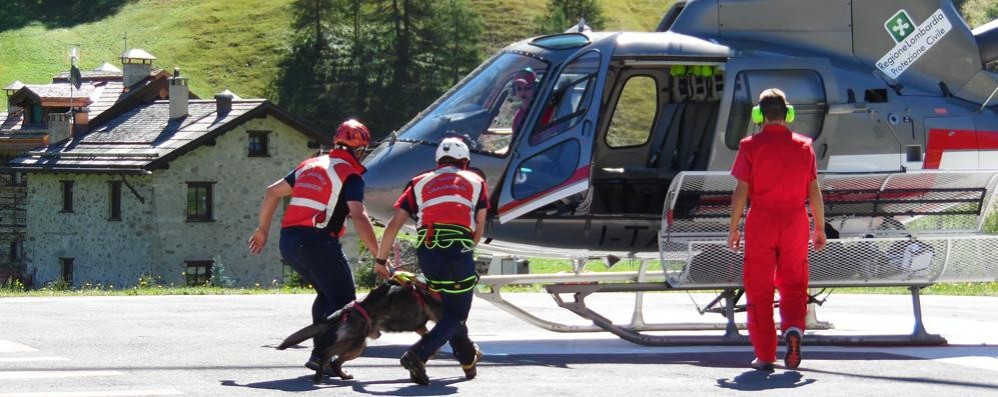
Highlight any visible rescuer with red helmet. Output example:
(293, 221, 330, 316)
(249, 119, 388, 377)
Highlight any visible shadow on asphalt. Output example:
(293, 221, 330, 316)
(220, 376, 465, 395)
(217, 342, 998, 394)
(355, 344, 919, 369)
(716, 370, 816, 391)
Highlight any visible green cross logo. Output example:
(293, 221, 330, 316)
(885, 10, 915, 43)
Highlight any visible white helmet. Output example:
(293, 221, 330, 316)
(435, 137, 471, 163)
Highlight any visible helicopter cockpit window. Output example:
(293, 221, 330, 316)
(395, 52, 548, 156)
(529, 51, 601, 146)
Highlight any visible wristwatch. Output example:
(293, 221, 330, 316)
(375, 258, 388, 266)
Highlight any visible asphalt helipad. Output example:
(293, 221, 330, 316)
(0, 292, 996, 396)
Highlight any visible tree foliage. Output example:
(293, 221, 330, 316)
(535, 0, 606, 35)
(274, 0, 484, 138)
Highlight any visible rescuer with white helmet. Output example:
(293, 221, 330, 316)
(376, 136, 488, 385)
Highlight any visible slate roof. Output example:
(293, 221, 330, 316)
(52, 70, 122, 81)
(3, 80, 24, 91)
(86, 81, 126, 119)
(8, 99, 327, 174)
(121, 48, 156, 60)
(22, 83, 95, 100)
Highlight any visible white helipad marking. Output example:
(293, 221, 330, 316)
(894, 347, 998, 373)
(0, 370, 123, 380)
(0, 356, 68, 362)
(0, 341, 38, 353)
(0, 390, 182, 397)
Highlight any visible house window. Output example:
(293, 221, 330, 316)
(185, 260, 212, 286)
(9, 240, 21, 261)
(108, 181, 122, 221)
(0, 172, 24, 187)
(248, 131, 270, 157)
(61, 180, 74, 213)
(60, 257, 74, 285)
(186, 182, 214, 222)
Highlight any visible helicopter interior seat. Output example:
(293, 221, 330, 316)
(610, 99, 719, 215)
(677, 101, 720, 172)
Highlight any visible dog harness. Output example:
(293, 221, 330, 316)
(341, 300, 372, 330)
(391, 271, 441, 318)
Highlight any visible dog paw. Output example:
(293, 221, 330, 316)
(332, 363, 354, 380)
(336, 369, 354, 380)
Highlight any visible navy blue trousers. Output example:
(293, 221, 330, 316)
(280, 227, 356, 356)
(411, 244, 478, 365)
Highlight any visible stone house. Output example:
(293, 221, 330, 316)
(8, 71, 335, 288)
(0, 49, 193, 285)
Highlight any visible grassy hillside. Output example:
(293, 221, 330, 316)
(0, 0, 667, 104)
(0, 0, 294, 101)
(0, 0, 991, 105)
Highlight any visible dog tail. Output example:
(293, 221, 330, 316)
(276, 322, 335, 350)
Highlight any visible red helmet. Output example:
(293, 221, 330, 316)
(334, 119, 370, 148)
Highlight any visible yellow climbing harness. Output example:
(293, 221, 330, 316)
(416, 224, 475, 250)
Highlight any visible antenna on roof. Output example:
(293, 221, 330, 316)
(566, 17, 591, 33)
(68, 45, 82, 89)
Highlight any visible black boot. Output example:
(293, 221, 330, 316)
(400, 350, 430, 385)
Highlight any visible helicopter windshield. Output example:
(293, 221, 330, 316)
(397, 52, 549, 155)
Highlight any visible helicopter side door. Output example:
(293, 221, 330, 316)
(496, 46, 612, 223)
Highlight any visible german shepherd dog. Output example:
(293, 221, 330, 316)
(277, 274, 442, 383)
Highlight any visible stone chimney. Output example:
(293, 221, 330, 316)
(4, 80, 23, 113)
(73, 107, 90, 134)
(214, 89, 237, 115)
(169, 68, 189, 119)
(120, 48, 155, 88)
(48, 112, 73, 144)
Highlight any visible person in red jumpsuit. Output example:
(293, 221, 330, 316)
(727, 88, 826, 371)
(376, 137, 488, 385)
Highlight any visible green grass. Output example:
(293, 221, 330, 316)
(0, 285, 315, 298)
(0, 0, 295, 101)
(0, 0, 671, 104)
(1, 0, 988, 105)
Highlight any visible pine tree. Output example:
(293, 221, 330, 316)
(275, 0, 484, 139)
(535, 0, 606, 35)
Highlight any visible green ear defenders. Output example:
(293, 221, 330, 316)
(751, 104, 795, 124)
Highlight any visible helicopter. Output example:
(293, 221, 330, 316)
(360, 0, 998, 345)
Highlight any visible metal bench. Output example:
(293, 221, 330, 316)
(476, 170, 998, 346)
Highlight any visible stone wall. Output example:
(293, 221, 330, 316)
(24, 113, 364, 288)
(151, 114, 317, 286)
(25, 173, 155, 287)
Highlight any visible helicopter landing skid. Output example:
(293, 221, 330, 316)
(475, 262, 834, 346)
